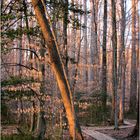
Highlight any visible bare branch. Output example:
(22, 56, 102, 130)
(2, 0, 16, 14)
(1, 63, 39, 71)
(9, 47, 39, 59)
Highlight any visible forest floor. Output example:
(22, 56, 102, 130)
(1, 125, 18, 135)
(82, 119, 138, 140)
(1, 120, 138, 140)
(97, 127, 138, 140)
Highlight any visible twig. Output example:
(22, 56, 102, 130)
(1, 63, 39, 71)
(8, 47, 39, 59)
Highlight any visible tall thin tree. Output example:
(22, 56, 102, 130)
(63, 0, 69, 75)
(82, 0, 88, 85)
(101, 0, 107, 111)
(129, 0, 137, 113)
(119, 0, 126, 124)
(31, 0, 83, 139)
(89, 0, 98, 83)
(111, 0, 118, 129)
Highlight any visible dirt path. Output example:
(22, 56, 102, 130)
(1, 120, 136, 140)
(82, 129, 116, 140)
(82, 120, 136, 140)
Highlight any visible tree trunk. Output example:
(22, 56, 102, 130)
(111, 0, 118, 129)
(129, 0, 137, 113)
(71, 0, 82, 95)
(129, 95, 139, 137)
(31, 0, 83, 139)
(89, 0, 98, 82)
(119, 0, 126, 124)
(30, 101, 36, 132)
(130, 1, 139, 136)
(70, 0, 76, 87)
(37, 35, 47, 140)
(62, 0, 69, 75)
(23, 0, 37, 131)
(37, 102, 46, 140)
(82, 0, 88, 85)
(18, 3, 23, 76)
(101, 0, 107, 111)
(72, 28, 82, 94)
(18, 98, 25, 126)
(136, 0, 139, 97)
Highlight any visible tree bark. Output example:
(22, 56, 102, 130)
(31, 0, 83, 139)
(18, 3, 23, 76)
(111, 0, 118, 129)
(36, 35, 46, 140)
(130, 0, 140, 136)
(129, 96, 139, 137)
(119, 0, 126, 124)
(101, 0, 107, 111)
(30, 101, 36, 132)
(70, 0, 77, 87)
(37, 102, 46, 140)
(89, 0, 98, 82)
(62, 0, 69, 75)
(129, 0, 137, 113)
(22, 0, 37, 131)
(82, 0, 88, 85)
(71, 0, 82, 97)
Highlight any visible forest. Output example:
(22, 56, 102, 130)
(1, 0, 140, 140)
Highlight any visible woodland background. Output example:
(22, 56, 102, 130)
(1, 0, 140, 139)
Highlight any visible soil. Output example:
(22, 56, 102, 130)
(63, 131, 96, 140)
(83, 133, 96, 140)
(97, 126, 139, 140)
